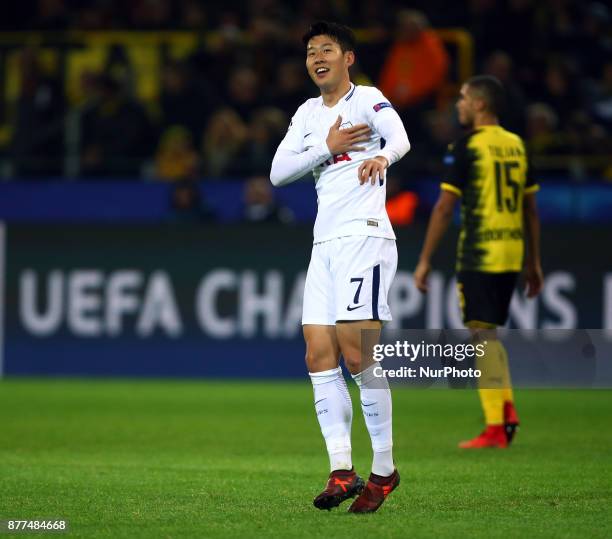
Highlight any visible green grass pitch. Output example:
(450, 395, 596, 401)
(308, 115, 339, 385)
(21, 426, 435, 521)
(0, 380, 610, 538)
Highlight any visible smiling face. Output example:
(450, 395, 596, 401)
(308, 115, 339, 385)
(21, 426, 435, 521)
(305, 34, 354, 92)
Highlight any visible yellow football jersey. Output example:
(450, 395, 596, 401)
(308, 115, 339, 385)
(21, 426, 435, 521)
(441, 125, 539, 273)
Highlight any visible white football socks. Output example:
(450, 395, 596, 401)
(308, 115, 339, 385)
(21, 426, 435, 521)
(352, 364, 395, 477)
(309, 366, 353, 472)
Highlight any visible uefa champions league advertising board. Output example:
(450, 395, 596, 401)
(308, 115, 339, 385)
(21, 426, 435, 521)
(1, 223, 611, 380)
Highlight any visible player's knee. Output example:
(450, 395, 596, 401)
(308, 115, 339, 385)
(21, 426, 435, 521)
(304, 346, 335, 372)
(337, 337, 364, 374)
(304, 348, 318, 368)
(342, 353, 362, 375)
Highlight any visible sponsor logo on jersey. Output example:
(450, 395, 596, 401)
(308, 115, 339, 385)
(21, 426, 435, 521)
(367, 219, 379, 227)
(320, 153, 352, 168)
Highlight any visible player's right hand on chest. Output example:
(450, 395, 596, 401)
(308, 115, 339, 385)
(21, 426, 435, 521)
(326, 115, 371, 155)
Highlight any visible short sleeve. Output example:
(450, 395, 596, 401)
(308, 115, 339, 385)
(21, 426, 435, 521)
(277, 104, 306, 153)
(440, 137, 470, 196)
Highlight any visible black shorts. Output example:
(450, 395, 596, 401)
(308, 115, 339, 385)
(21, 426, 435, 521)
(456, 271, 519, 327)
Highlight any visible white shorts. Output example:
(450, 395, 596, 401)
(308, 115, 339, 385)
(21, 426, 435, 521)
(302, 236, 398, 325)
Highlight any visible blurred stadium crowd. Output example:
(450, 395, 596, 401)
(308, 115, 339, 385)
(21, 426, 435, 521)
(1, 0, 611, 186)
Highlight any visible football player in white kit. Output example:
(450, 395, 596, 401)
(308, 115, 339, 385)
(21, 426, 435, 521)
(270, 22, 410, 513)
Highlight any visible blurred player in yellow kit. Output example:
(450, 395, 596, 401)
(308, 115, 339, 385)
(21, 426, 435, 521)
(414, 75, 544, 448)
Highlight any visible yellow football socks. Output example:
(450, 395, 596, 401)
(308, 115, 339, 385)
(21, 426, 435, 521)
(475, 338, 513, 425)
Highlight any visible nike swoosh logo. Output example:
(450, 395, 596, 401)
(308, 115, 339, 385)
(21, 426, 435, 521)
(346, 304, 365, 311)
(315, 398, 326, 405)
(304, 132, 312, 138)
(361, 401, 376, 407)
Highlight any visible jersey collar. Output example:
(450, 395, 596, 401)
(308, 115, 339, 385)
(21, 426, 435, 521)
(321, 83, 355, 109)
(344, 83, 356, 101)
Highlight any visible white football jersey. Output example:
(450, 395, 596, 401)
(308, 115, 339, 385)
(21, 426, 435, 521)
(278, 84, 407, 244)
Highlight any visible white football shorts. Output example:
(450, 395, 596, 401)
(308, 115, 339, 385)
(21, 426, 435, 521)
(302, 236, 398, 325)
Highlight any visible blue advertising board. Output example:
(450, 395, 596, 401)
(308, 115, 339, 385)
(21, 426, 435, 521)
(1, 223, 611, 377)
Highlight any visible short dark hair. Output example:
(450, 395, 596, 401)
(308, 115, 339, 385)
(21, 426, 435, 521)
(466, 75, 506, 116)
(302, 21, 356, 53)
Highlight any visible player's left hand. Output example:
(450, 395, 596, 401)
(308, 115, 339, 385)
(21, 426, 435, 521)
(358, 156, 388, 185)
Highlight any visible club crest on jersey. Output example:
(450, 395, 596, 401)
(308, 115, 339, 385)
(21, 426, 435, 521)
(340, 121, 353, 129)
(373, 102, 392, 112)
